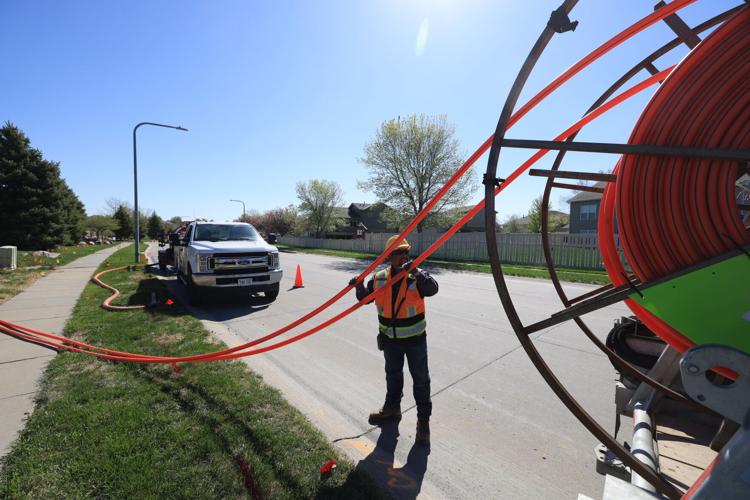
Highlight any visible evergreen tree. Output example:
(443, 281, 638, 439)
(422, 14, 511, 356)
(113, 205, 134, 240)
(0, 122, 84, 249)
(146, 212, 164, 239)
(59, 183, 87, 245)
(137, 210, 148, 240)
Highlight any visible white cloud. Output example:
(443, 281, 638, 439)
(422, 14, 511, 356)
(415, 18, 429, 56)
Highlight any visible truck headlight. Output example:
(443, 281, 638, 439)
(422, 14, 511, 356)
(196, 254, 213, 272)
(268, 252, 280, 269)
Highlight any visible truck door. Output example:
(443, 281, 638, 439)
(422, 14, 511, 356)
(176, 224, 193, 275)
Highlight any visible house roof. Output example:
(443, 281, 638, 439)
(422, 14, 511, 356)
(568, 182, 606, 203)
(330, 207, 350, 219)
(350, 203, 373, 211)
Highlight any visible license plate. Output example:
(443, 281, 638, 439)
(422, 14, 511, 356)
(238, 278, 253, 286)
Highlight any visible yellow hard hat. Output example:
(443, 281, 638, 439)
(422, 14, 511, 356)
(386, 235, 410, 252)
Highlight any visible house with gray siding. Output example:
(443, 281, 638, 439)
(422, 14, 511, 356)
(567, 182, 614, 234)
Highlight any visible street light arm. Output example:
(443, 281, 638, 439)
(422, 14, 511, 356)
(229, 199, 246, 219)
(132, 121, 188, 263)
(134, 122, 188, 134)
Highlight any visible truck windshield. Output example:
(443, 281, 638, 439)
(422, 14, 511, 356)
(194, 224, 259, 242)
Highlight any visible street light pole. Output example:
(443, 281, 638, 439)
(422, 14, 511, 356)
(133, 122, 188, 263)
(230, 199, 246, 219)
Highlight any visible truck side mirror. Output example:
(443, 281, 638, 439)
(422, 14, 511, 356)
(267, 233, 277, 245)
(169, 233, 180, 245)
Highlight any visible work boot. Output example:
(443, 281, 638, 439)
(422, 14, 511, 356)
(368, 406, 401, 425)
(416, 418, 430, 446)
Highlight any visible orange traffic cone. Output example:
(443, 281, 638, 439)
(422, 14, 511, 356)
(292, 264, 304, 289)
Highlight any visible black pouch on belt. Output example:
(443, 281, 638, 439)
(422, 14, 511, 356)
(377, 333, 386, 351)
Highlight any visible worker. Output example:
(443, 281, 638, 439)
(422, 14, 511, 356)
(349, 235, 438, 446)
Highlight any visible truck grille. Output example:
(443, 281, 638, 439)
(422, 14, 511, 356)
(213, 267, 269, 275)
(213, 253, 268, 271)
(215, 252, 268, 258)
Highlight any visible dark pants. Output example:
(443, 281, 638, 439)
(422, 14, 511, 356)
(383, 334, 432, 419)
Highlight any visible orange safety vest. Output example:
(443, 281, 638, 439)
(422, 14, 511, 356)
(373, 267, 426, 339)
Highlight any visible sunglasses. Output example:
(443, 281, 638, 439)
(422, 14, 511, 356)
(390, 249, 409, 256)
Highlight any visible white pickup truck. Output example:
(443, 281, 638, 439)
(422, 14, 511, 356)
(173, 221, 282, 305)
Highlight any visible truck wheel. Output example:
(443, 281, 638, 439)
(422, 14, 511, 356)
(264, 283, 280, 301)
(187, 267, 203, 306)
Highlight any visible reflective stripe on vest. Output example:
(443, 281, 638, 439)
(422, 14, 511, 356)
(373, 267, 426, 339)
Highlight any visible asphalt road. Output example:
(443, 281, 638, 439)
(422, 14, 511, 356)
(162, 249, 630, 499)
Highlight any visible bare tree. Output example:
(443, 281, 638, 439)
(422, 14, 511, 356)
(104, 197, 130, 215)
(295, 179, 344, 237)
(359, 115, 478, 232)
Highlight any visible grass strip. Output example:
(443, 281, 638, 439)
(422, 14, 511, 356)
(278, 244, 611, 285)
(0, 243, 114, 305)
(0, 244, 382, 499)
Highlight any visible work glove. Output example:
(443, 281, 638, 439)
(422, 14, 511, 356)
(400, 260, 420, 275)
(349, 277, 359, 287)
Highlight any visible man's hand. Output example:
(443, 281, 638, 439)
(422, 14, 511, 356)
(401, 260, 421, 275)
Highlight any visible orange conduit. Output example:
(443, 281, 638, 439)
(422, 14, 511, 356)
(94, 266, 148, 311)
(600, 6, 750, 354)
(0, 1, 699, 364)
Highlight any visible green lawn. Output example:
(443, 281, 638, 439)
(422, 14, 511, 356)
(0, 243, 114, 305)
(0, 244, 382, 499)
(278, 244, 611, 285)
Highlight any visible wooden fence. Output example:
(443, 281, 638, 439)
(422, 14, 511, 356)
(279, 232, 626, 271)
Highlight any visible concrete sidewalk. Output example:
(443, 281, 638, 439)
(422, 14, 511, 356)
(0, 244, 126, 459)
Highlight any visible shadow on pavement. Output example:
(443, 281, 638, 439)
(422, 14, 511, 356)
(159, 275, 273, 322)
(324, 422, 429, 500)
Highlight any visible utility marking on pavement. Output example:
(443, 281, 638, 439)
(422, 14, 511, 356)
(348, 438, 374, 454)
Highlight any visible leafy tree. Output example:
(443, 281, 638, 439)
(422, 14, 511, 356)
(264, 205, 298, 236)
(237, 211, 265, 232)
(0, 122, 86, 249)
(549, 212, 569, 233)
(295, 179, 344, 237)
(146, 212, 165, 240)
(359, 114, 478, 232)
(526, 197, 568, 233)
(86, 215, 119, 240)
(112, 205, 133, 240)
(527, 197, 545, 234)
(504, 214, 522, 233)
(168, 216, 182, 225)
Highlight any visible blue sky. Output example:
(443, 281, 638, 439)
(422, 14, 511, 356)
(2, 0, 740, 223)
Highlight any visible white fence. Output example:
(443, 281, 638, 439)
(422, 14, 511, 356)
(279, 232, 625, 270)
